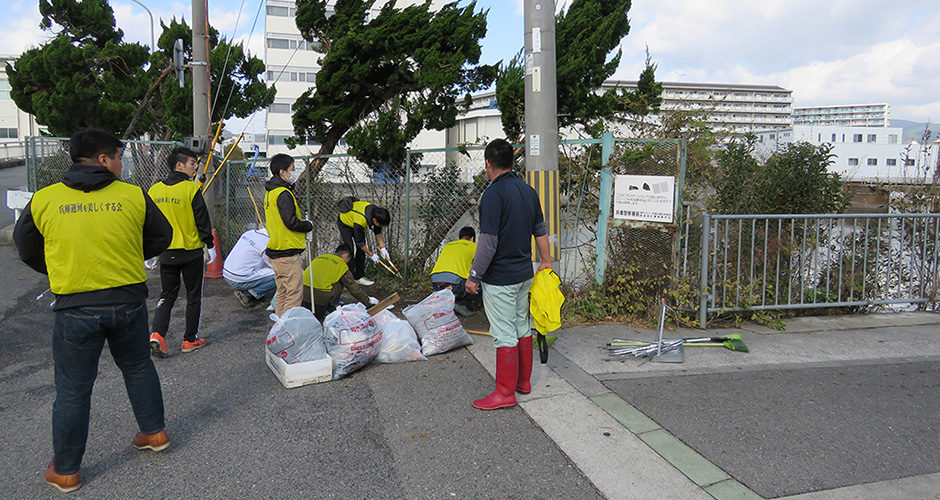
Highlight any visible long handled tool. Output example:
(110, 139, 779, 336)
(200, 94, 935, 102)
(609, 334, 749, 353)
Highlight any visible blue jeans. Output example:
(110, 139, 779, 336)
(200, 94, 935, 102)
(52, 303, 165, 474)
(225, 275, 276, 300)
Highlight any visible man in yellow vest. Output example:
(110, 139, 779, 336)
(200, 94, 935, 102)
(302, 244, 379, 321)
(430, 226, 479, 317)
(264, 154, 314, 316)
(148, 146, 216, 357)
(14, 128, 173, 492)
(336, 196, 391, 286)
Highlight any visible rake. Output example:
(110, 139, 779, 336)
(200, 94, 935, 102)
(608, 334, 749, 353)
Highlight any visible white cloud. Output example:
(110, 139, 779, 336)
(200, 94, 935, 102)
(613, 0, 940, 121)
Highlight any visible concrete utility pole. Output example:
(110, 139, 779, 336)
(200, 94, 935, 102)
(192, 0, 212, 205)
(524, 0, 560, 267)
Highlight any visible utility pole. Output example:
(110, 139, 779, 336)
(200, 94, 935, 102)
(192, 0, 212, 206)
(524, 0, 560, 268)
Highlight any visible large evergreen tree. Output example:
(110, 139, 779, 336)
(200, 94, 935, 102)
(6, 0, 150, 137)
(291, 0, 495, 174)
(5, 0, 273, 140)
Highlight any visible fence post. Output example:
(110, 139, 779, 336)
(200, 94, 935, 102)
(699, 211, 711, 328)
(403, 150, 412, 283)
(593, 133, 614, 285)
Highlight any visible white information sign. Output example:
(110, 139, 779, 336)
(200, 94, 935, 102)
(529, 134, 540, 156)
(613, 175, 675, 223)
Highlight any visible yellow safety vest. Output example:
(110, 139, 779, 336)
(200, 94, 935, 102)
(30, 181, 147, 295)
(338, 200, 372, 229)
(304, 253, 348, 292)
(431, 239, 476, 279)
(264, 186, 306, 251)
(148, 180, 203, 250)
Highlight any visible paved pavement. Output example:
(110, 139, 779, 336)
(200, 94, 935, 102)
(2, 235, 940, 499)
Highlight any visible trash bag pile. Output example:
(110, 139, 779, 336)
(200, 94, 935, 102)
(266, 289, 473, 382)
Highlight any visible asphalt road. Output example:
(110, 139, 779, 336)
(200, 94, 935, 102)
(606, 360, 940, 499)
(0, 242, 602, 499)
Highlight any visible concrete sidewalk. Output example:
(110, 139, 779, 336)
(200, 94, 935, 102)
(467, 312, 940, 500)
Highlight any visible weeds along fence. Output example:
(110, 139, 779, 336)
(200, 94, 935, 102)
(679, 205, 940, 326)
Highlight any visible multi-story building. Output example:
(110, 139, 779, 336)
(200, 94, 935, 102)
(793, 103, 890, 127)
(0, 54, 44, 159)
(446, 80, 794, 148)
(753, 125, 937, 183)
(263, 0, 447, 157)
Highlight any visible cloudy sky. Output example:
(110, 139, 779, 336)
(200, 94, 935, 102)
(3, 0, 939, 123)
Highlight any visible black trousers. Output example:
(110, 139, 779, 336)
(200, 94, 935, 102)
(152, 255, 204, 342)
(337, 221, 366, 279)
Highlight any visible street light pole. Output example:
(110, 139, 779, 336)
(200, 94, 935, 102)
(127, 0, 155, 51)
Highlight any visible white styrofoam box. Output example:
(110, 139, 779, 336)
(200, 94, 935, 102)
(264, 349, 332, 388)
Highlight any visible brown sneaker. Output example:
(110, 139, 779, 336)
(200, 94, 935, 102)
(133, 429, 170, 451)
(44, 462, 81, 493)
(181, 338, 207, 353)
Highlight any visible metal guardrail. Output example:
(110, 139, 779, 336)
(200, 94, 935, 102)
(684, 207, 940, 326)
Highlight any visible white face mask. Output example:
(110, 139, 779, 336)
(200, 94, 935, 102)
(285, 170, 299, 184)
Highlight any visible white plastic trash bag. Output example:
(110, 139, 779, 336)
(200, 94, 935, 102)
(374, 318, 426, 363)
(402, 289, 473, 356)
(266, 306, 327, 363)
(323, 303, 381, 379)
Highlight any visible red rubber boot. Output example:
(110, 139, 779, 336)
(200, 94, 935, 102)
(516, 336, 533, 394)
(473, 346, 518, 410)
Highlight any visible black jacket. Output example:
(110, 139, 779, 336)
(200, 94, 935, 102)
(264, 176, 313, 258)
(157, 170, 214, 265)
(14, 163, 172, 310)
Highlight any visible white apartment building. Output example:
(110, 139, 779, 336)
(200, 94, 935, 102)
(263, 0, 447, 158)
(446, 80, 794, 149)
(753, 125, 938, 183)
(0, 55, 44, 159)
(793, 103, 890, 127)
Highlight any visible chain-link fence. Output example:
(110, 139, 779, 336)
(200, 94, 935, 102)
(593, 138, 686, 315)
(26, 135, 686, 292)
(25, 136, 182, 192)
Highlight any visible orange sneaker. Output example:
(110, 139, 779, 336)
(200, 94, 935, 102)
(133, 429, 170, 451)
(44, 462, 81, 493)
(149, 332, 168, 358)
(181, 338, 207, 353)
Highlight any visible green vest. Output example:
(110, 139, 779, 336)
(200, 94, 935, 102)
(148, 180, 203, 250)
(304, 253, 348, 292)
(30, 181, 147, 295)
(431, 239, 477, 279)
(338, 200, 372, 229)
(264, 186, 306, 251)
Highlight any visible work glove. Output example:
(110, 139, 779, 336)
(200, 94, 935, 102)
(368, 296, 379, 305)
(305, 230, 313, 243)
(380, 247, 390, 260)
(206, 247, 217, 265)
(370, 253, 381, 264)
(144, 257, 158, 270)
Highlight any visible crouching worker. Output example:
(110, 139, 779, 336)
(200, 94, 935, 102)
(302, 244, 379, 321)
(430, 226, 479, 317)
(336, 196, 391, 286)
(223, 227, 275, 309)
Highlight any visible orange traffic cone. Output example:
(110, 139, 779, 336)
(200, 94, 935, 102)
(204, 228, 223, 279)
